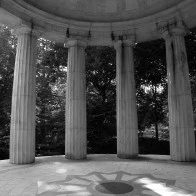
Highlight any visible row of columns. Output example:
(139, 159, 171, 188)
(9, 23, 195, 164)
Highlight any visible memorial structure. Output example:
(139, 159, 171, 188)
(0, 0, 195, 164)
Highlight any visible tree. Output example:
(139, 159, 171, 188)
(85, 46, 117, 153)
(36, 39, 67, 155)
(185, 28, 196, 128)
(0, 25, 16, 159)
(134, 39, 168, 141)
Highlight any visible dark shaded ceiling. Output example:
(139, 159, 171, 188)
(18, 0, 184, 22)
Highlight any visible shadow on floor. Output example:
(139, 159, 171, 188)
(35, 171, 194, 196)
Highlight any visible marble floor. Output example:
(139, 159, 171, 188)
(0, 154, 195, 196)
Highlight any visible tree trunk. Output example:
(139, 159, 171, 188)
(154, 85, 159, 141)
(155, 122, 159, 141)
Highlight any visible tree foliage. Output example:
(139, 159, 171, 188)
(36, 39, 67, 155)
(0, 26, 16, 158)
(86, 46, 117, 153)
(134, 39, 168, 140)
(185, 28, 196, 125)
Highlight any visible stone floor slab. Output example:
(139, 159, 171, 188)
(0, 154, 195, 196)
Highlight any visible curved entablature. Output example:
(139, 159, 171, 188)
(0, 0, 196, 44)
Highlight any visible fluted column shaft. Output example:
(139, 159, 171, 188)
(10, 26, 38, 164)
(115, 40, 138, 159)
(65, 40, 87, 160)
(164, 27, 196, 161)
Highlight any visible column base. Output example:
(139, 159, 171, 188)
(117, 154, 138, 159)
(9, 159, 35, 165)
(171, 155, 196, 162)
(65, 154, 87, 160)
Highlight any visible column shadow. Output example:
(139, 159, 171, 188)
(35, 171, 195, 196)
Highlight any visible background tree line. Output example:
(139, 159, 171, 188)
(0, 25, 196, 159)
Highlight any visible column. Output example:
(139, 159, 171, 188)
(10, 25, 38, 164)
(163, 24, 196, 161)
(115, 40, 138, 159)
(65, 40, 87, 160)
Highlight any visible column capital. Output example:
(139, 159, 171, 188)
(172, 20, 189, 36)
(12, 24, 41, 37)
(114, 40, 122, 50)
(65, 39, 87, 48)
(159, 20, 188, 40)
(170, 27, 187, 37)
(114, 38, 135, 50)
(123, 39, 135, 47)
(161, 30, 172, 42)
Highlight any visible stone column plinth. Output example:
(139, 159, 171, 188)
(65, 40, 87, 160)
(115, 40, 138, 159)
(163, 26, 196, 161)
(10, 26, 38, 164)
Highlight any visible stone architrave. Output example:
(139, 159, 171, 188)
(115, 40, 138, 159)
(163, 24, 196, 161)
(65, 39, 87, 160)
(10, 25, 39, 164)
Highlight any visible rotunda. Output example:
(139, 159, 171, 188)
(0, 0, 196, 164)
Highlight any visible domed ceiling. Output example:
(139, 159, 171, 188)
(1, 0, 196, 44)
(17, 0, 183, 22)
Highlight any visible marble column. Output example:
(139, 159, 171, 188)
(10, 26, 38, 164)
(65, 40, 87, 160)
(115, 40, 138, 159)
(163, 25, 196, 161)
